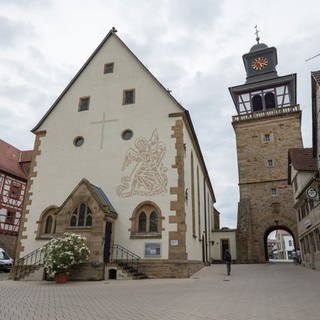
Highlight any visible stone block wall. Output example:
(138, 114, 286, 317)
(0, 234, 17, 258)
(138, 260, 204, 278)
(233, 110, 303, 263)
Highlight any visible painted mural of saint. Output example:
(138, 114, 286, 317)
(117, 129, 168, 197)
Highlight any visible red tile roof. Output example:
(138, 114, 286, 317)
(288, 148, 317, 171)
(0, 139, 32, 180)
(20, 150, 33, 163)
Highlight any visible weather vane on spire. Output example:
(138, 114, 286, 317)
(254, 25, 260, 44)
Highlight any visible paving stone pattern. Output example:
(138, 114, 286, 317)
(0, 263, 319, 320)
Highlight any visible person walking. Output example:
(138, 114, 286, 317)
(224, 249, 232, 275)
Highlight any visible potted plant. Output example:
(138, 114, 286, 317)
(42, 232, 90, 283)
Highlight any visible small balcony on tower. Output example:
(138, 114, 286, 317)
(232, 104, 301, 123)
(229, 74, 298, 123)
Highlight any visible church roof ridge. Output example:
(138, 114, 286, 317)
(31, 28, 186, 133)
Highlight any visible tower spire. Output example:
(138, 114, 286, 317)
(254, 25, 260, 44)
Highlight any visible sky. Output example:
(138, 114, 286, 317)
(0, 0, 320, 228)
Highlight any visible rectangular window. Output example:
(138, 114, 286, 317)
(78, 97, 90, 111)
(104, 62, 114, 74)
(271, 188, 277, 196)
(267, 159, 273, 167)
(264, 134, 271, 142)
(10, 185, 21, 199)
(5, 211, 15, 224)
(123, 89, 135, 105)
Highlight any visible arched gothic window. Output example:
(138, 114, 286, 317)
(138, 212, 147, 232)
(265, 92, 276, 109)
(252, 94, 263, 111)
(44, 215, 53, 234)
(70, 203, 93, 227)
(37, 206, 58, 239)
(150, 211, 158, 232)
(130, 202, 163, 238)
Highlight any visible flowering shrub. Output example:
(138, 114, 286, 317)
(42, 232, 90, 277)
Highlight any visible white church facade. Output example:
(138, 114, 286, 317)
(16, 29, 218, 280)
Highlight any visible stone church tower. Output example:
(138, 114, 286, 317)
(229, 38, 303, 262)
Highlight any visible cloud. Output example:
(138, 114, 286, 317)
(0, 16, 35, 48)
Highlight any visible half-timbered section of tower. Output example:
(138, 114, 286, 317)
(229, 36, 303, 262)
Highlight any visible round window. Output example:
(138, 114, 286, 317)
(122, 130, 133, 140)
(73, 136, 84, 147)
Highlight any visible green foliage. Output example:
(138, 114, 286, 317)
(42, 233, 90, 276)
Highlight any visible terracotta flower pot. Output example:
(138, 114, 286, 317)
(55, 272, 68, 284)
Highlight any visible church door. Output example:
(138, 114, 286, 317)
(103, 221, 112, 263)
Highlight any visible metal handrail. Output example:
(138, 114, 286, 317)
(11, 246, 44, 280)
(110, 244, 141, 273)
(15, 246, 44, 266)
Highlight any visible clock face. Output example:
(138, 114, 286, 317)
(251, 57, 268, 70)
(307, 187, 318, 199)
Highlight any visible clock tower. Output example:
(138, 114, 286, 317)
(229, 37, 303, 262)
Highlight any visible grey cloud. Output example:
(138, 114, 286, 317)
(0, 16, 35, 48)
(3, 0, 52, 8)
(167, 0, 223, 33)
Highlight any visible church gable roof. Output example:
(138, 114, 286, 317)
(58, 178, 118, 217)
(32, 28, 185, 133)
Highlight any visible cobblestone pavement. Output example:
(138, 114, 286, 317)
(0, 263, 319, 320)
(0, 271, 9, 281)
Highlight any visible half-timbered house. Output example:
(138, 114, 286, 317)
(0, 139, 32, 257)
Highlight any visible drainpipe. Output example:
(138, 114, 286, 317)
(203, 177, 208, 263)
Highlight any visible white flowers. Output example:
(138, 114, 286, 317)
(42, 232, 90, 277)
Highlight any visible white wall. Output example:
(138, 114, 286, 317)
(211, 230, 237, 261)
(21, 34, 183, 257)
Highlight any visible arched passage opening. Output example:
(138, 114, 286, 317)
(264, 226, 297, 262)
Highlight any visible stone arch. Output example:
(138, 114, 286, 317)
(36, 205, 59, 239)
(130, 201, 163, 238)
(263, 225, 297, 261)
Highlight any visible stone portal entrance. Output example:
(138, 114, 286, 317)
(264, 226, 296, 261)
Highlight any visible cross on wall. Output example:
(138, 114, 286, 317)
(90, 112, 118, 149)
